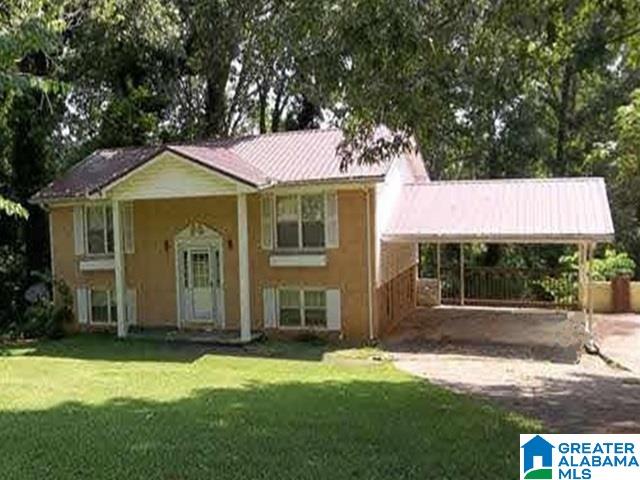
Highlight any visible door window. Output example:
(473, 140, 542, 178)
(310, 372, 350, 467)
(190, 251, 211, 288)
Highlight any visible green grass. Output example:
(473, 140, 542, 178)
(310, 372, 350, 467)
(0, 335, 538, 479)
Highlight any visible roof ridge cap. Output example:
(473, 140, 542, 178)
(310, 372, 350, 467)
(170, 128, 342, 147)
(414, 177, 604, 186)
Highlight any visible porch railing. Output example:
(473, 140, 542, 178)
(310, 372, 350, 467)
(439, 266, 578, 309)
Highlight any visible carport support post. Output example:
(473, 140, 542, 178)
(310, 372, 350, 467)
(587, 243, 595, 337)
(459, 243, 465, 306)
(578, 243, 586, 312)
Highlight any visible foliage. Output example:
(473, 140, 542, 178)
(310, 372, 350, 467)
(20, 279, 73, 339)
(2, 268, 74, 339)
(560, 248, 636, 280)
(0, 337, 538, 478)
(534, 248, 634, 303)
(0, 196, 28, 218)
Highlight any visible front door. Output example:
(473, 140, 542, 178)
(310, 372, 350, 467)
(180, 246, 221, 324)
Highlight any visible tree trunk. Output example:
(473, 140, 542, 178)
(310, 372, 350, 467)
(554, 63, 574, 176)
(258, 82, 268, 134)
(204, 70, 229, 137)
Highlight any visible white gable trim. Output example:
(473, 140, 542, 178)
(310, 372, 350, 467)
(102, 151, 256, 200)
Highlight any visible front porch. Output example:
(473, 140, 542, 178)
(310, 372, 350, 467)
(85, 149, 256, 342)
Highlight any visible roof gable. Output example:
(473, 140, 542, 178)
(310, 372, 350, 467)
(106, 151, 249, 200)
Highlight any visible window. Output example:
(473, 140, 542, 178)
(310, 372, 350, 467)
(90, 289, 117, 324)
(275, 194, 325, 250)
(85, 205, 114, 255)
(278, 288, 327, 328)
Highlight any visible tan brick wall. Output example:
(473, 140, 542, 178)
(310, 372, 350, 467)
(249, 189, 374, 341)
(49, 189, 376, 340)
(127, 196, 240, 327)
(50, 206, 116, 295)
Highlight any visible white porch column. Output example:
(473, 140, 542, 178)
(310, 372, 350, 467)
(459, 243, 465, 305)
(112, 200, 127, 338)
(237, 193, 251, 342)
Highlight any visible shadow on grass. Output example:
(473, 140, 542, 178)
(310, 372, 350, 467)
(0, 378, 533, 480)
(1, 334, 344, 363)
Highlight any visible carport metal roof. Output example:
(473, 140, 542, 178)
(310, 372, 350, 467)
(383, 177, 614, 244)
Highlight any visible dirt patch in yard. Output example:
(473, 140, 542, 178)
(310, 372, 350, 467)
(392, 342, 640, 433)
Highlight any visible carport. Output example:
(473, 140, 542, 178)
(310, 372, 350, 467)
(382, 177, 615, 346)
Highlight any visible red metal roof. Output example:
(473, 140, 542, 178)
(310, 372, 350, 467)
(383, 178, 614, 243)
(231, 129, 390, 184)
(33, 129, 393, 201)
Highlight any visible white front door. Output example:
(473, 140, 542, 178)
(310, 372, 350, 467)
(180, 245, 221, 324)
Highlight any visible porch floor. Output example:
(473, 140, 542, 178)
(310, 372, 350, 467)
(128, 328, 263, 345)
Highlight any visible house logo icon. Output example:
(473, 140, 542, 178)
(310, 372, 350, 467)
(521, 435, 554, 479)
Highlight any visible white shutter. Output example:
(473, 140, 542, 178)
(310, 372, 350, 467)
(263, 287, 277, 329)
(73, 206, 85, 255)
(126, 288, 137, 326)
(260, 194, 274, 250)
(326, 288, 341, 331)
(76, 288, 89, 324)
(122, 202, 134, 254)
(325, 191, 339, 248)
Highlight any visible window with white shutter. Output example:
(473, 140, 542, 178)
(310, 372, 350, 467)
(325, 191, 339, 248)
(263, 287, 276, 328)
(274, 288, 337, 330)
(122, 202, 135, 254)
(126, 288, 137, 325)
(73, 206, 85, 255)
(326, 289, 341, 331)
(272, 191, 338, 250)
(261, 195, 274, 250)
(76, 288, 89, 324)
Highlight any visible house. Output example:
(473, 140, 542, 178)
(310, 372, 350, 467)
(32, 128, 615, 342)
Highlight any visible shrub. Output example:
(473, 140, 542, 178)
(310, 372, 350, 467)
(558, 248, 636, 281)
(21, 279, 73, 339)
(536, 248, 635, 305)
(591, 249, 636, 280)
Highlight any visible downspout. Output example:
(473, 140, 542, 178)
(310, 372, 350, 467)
(365, 187, 374, 342)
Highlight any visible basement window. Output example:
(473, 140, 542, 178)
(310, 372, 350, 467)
(278, 288, 327, 328)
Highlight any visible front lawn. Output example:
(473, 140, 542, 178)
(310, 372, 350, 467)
(0, 335, 537, 479)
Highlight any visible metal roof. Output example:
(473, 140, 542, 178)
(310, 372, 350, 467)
(383, 177, 614, 244)
(32, 129, 395, 202)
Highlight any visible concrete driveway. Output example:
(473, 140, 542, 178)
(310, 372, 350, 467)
(594, 314, 640, 372)
(386, 309, 640, 432)
(392, 343, 640, 433)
